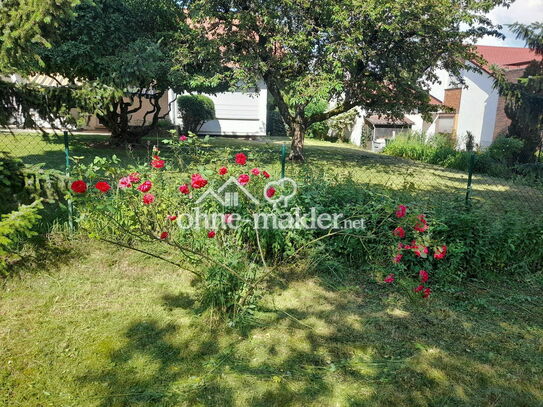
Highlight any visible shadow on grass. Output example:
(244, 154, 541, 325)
(80, 276, 543, 406)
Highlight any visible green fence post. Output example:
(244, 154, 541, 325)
(63, 131, 74, 231)
(465, 151, 476, 208)
(280, 143, 286, 178)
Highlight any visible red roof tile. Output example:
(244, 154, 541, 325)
(474, 45, 542, 73)
(429, 95, 442, 105)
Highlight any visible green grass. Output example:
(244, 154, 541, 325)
(1, 238, 542, 406)
(2, 130, 542, 214)
(1, 133, 542, 406)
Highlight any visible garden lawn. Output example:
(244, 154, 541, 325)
(1, 238, 542, 407)
(2, 131, 542, 214)
(1, 134, 543, 406)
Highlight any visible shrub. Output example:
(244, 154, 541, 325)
(177, 95, 215, 133)
(431, 203, 543, 283)
(486, 137, 524, 165)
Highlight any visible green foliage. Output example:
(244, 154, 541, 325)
(189, 0, 511, 158)
(486, 137, 524, 165)
(328, 108, 360, 142)
(383, 132, 457, 166)
(494, 22, 543, 163)
(0, 155, 26, 213)
(431, 203, 543, 283)
(177, 95, 216, 133)
(0, 199, 43, 275)
(304, 99, 329, 140)
(383, 132, 539, 181)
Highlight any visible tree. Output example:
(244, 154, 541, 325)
(188, 0, 512, 161)
(8, 0, 228, 143)
(0, 0, 80, 128)
(34, 0, 181, 143)
(495, 22, 543, 163)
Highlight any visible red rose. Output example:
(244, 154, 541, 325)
(168, 215, 177, 221)
(128, 173, 141, 183)
(191, 174, 208, 189)
(395, 205, 407, 218)
(218, 166, 228, 175)
(151, 157, 165, 169)
(393, 254, 403, 263)
(384, 273, 395, 283)
(414, 214, 429, 232)
(71, 180, 87, 194)
(142, 194, 155, 204)
(160, 232, 169, 240)
(179, 135, 188, 141)
(434, 245, 447, 260)
(137, 180, 152, 192)
(414, 285, 424, 293)
(179, 184, 190, 194)
(238, 174, 250, 185)
(95, 181, 110, 193)
(207, 230, 216, 238)
(266, 187, 276, 198)
(262, 171, 270, 178)
(419, 270, 429, 283)
(393, 226, 405, 238)
(235, 153, 247, 165)
(251, 168, 260, 176)
(423, 287, 432, 298)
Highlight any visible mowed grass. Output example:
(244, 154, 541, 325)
(1, 133, 543, 406)
(1, 238, 542, 406)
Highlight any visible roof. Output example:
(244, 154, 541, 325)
(365, 115, 414, 127)
(429, 95, 442, 106)
(474, 45, 542, 73)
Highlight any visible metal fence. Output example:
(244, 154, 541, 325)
(1, 131, 542, 216)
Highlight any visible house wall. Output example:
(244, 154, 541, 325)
(169, 81, 268, 136)
(348, 107, 365, 146)
(455, 66, 500, 149)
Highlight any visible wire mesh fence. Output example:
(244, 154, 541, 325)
(1, 131, 542, 216)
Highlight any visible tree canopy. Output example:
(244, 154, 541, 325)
(188, 0, 512, 160)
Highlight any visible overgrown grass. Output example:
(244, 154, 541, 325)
(1, 238, 542, 406)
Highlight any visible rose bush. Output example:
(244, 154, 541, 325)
(384, 204, 448, 299)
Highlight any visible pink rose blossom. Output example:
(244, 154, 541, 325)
(384, 273, 395, 283)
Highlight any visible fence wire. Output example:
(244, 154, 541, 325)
(1, 131, 542, 216)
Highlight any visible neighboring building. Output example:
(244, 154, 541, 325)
(437, 45, 542, 149)
(6, 74, 267, 136)
(347, 95, 442, 152)
(168, 81, 268, 137)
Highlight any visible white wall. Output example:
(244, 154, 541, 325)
(169, 81, 268, 136)
(455, 65, 499, 149)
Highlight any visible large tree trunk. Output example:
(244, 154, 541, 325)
(288, 108, 307, 162)
(97, 98, 142, 145)
(289, 119, 306, 162)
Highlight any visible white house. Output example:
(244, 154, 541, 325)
(5, 73, 268, 136)
(347, 45, 542, 151)
(435, 45, 542, 149)
(168, 81, 268, 137)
